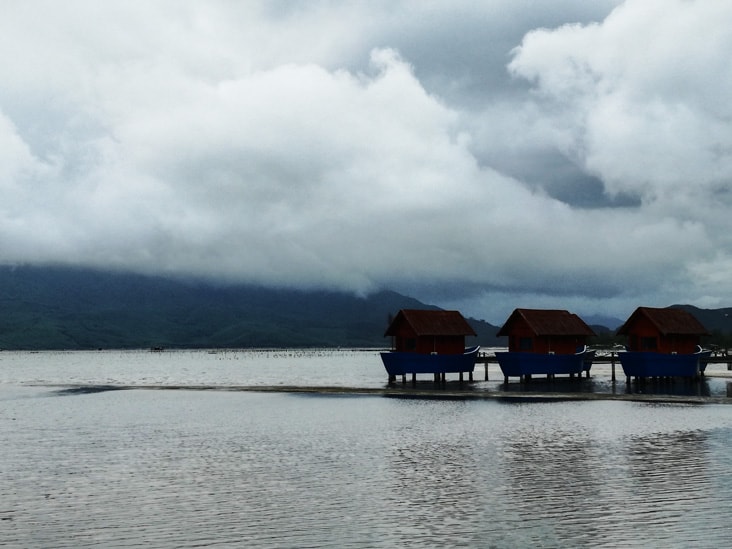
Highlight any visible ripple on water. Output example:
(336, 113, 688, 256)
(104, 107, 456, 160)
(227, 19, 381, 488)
(2, 363, 732, 547)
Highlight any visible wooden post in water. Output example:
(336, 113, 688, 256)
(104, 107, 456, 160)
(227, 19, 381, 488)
(611, 353, 616, 382)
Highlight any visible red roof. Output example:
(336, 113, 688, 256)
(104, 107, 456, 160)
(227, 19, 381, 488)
(496, 309, 596, 337)
(384, 309, 477, 337)
(616, 307, 709, 336)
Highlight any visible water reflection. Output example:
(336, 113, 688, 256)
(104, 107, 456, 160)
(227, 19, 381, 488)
(495, 418, 604, 546)
(388, 439, 482, 545)
(496, 376, 716, 399)
(625, 378, 712, 397)
(607, 427, 721, 544)
(499, 377, 597, 394)
(382, 400, 486, 546)
(3, 353, 732, 548)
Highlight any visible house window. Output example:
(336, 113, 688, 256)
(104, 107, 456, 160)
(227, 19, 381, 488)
(405, 338, 416, 351)
(519, 337, 533, 351)
(641, 337, 657, 351)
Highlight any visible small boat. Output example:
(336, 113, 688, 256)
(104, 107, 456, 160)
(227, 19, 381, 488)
(380, 345, 481, 377)
(495, 346, 596, 381)
(618, 346, 712, 379)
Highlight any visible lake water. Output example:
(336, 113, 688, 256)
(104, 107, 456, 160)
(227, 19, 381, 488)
(2, 349, 732, 547)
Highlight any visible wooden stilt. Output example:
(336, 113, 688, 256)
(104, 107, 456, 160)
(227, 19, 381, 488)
(611, 356, 616, 382)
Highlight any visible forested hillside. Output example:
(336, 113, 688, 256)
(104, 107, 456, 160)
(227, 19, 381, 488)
(0, 266, 503, 350)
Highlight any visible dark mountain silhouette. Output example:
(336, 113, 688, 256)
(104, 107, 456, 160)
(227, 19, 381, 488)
(0, 265, 503, 350)
(670, 304, 732, 335)
(3, 266, 727, 351)
(583, 314, 624, 330)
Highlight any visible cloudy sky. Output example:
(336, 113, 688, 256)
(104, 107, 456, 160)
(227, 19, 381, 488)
(2, 0, 731, 324)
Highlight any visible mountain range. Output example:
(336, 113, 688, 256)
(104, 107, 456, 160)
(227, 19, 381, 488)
(1, 265, 730, 350)
(0, 265, 504, 350)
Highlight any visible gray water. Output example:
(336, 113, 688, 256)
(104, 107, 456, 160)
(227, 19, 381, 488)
(2, 350, 732, 547)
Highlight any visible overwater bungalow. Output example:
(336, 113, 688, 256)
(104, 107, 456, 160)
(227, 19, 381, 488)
(494, 308, 596, 382)
(380, 309, 480, 383)
(616, 307, 711, 379)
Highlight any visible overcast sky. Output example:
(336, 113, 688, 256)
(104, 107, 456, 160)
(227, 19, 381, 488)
(2, 0, 731, 324)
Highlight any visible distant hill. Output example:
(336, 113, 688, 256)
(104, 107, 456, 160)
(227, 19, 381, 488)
(588, 305, 732, 348)
(670, 304, 732, 334)
(4, 266, 728, 351)
(583, 314, 624, 330)
(0, 265, 503, 350)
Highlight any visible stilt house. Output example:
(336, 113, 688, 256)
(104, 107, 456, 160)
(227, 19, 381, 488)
(496, 308, 596, 354)
(616, 307, 708, 354)
(384, 309, 476, 354)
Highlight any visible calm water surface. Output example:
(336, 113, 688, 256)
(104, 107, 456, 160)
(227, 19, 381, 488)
(2, 350, 732, 547)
